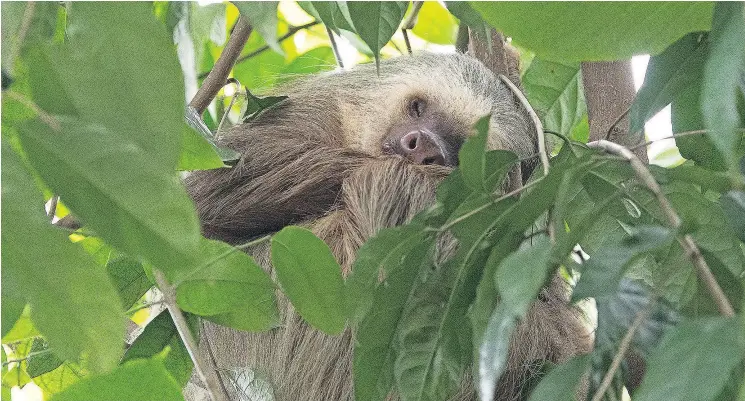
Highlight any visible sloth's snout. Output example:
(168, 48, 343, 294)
(396, 131, 446, 166)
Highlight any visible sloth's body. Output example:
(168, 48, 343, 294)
(185, 53, 591, 401)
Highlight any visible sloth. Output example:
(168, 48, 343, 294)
(185, 52, 591, 401)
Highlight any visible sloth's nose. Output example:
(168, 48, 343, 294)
(398, 131, 446, 165)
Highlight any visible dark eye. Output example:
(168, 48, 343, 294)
(408, 98, 426, 118)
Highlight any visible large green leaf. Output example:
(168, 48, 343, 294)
(18, 118, 201, 281)
(178, 125, 226, 171)
(122, 310, 196, 386)
(458, 115, 518, 193)
(271, 226, 346, 335)
(720, 191, 745, 242)
(354, 234, 434, 401)
(672, 81, 728, 171)
(106, 257, 152, 310)
(33, 2, 186, 170)
(633, 317, 744, 401)
(234, 2, 283, 55)
(309, 1, 355, 34)
(527, 355, 590, 401)
(522, 58, 586, 140)
(176, 238, 278, 332)
(346, 2, 408, 66)
(630, 32, 709, 135)
(472, 2, 713, 61)
(701, 2, 745, 170)
(1, 142, 124, 373)
(479, 239, 553, 401)
(49, 358, 183, 401)
(26, 338, 63, 378)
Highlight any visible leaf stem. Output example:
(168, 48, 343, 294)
(590, 302, 653, 401)
(4, 90, 61, 131)
(2, 349, 53, 366)
(325, 27, 345, 68)
(154, 270, 228, 401)
(587, 140, 735, 317)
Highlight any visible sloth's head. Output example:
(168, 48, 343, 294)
(273, 52, 535, 168)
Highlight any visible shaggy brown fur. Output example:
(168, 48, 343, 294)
(184, 53, 591, 401)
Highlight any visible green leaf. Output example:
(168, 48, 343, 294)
(32, 361, 87, 396)
(122, 310, 196, 386)
(527, 354, 590, 401)
(242, 90, 288, 122)
(346, 2, 408, 67)
(37, 2, 187, 170)
(1, 2, 59, 75)
(176, 238, 278, 332)
(310, 2, 355, 34)
(633, 317, 744, 401)
(523, 58, 587, 141)
(18, 118, 201, 281)
(26, 338, 63, 378)
(446, 2, 491, 45)
(1, 293, 25, 338)
(472, 2, 713, 61)
(573, 226, 674, 300)
(479, 239, 553, 401)
(720, 191, 745, 242)
(701, 2, 745, 170)
(354, 235, 434, 401)
(178, 125, 226, 171)
(106, 257, 152, 310)
(1, 142, 124, 373)
(672, 82, 728, 171)
(630, 32, 709, 134)
(410, 2, 458, 45)
(271, 226, 346, 335)
(459, 115, 519, 193)
(234, 2, 283, 55)
(49, 358, 183, 401)
(276, 46, 337, 86)
(2, 306, 38, 344)
(346, 224, 429, 324)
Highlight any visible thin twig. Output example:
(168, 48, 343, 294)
(5, 90, 61, 131)
(402, 1, 424, 29)
(325, 27, 345, 68)
(217, 78, 241, 132)
(587, 140, 735, 317)
(629, 128, 745, 151)
(591, 302, 653, 401)
(209, 21, 320, 79)
(439, 177, 544, 232)
(7, 2, 36, 76)
(2, 349, 53, 367)
(125, 300, 164, 316)
(498, 75, 548, 176)
(401, 29, 413, 55)
(190, 16, 252, 116)
(605, 104, 632, 140)
(154, 271, 228, 401)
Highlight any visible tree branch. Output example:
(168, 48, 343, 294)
(591, 302, 653, 401)
(587, 140, 736, 317)
(154, 271, 229, 401)
(190, 16, 252, 116)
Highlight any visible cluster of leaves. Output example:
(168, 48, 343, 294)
(1, 2, 744, 401)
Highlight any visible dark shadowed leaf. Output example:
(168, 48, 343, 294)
(459, 115, 518, 193)
(122, 310, 196, 386)
(346, 2, 408, 67)
(242, 90, 288, 122)
(106, 257, 152, 310)
(234, 2, 283, 55)
(633, 317, 744, 401)
(472, 2, 713, 61)
(523, 59, 586, 140)
(630, 32, 709, 134)
(271, 226, 345, 335)
(309, 1, 355, 33)
(573, 226, 674, 300)
(445, 2, 491, 45)
(672, 82, 728, 171)
(176, 238, 278, 332)
(1, 142, 124, 373)
(527, 354, 590, 401)
(720, 191, 745, 242)
(26, 338, 63, 378)
(701, 2, 745, 170)
(49, 359, 182, 401)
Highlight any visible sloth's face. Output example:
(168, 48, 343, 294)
(380, 94, 466, 167)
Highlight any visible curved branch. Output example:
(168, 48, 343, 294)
(587, 140, 735, 317)
(189, 16, 252, 115)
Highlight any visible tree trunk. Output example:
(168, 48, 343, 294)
(581, 60, 648, 162)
